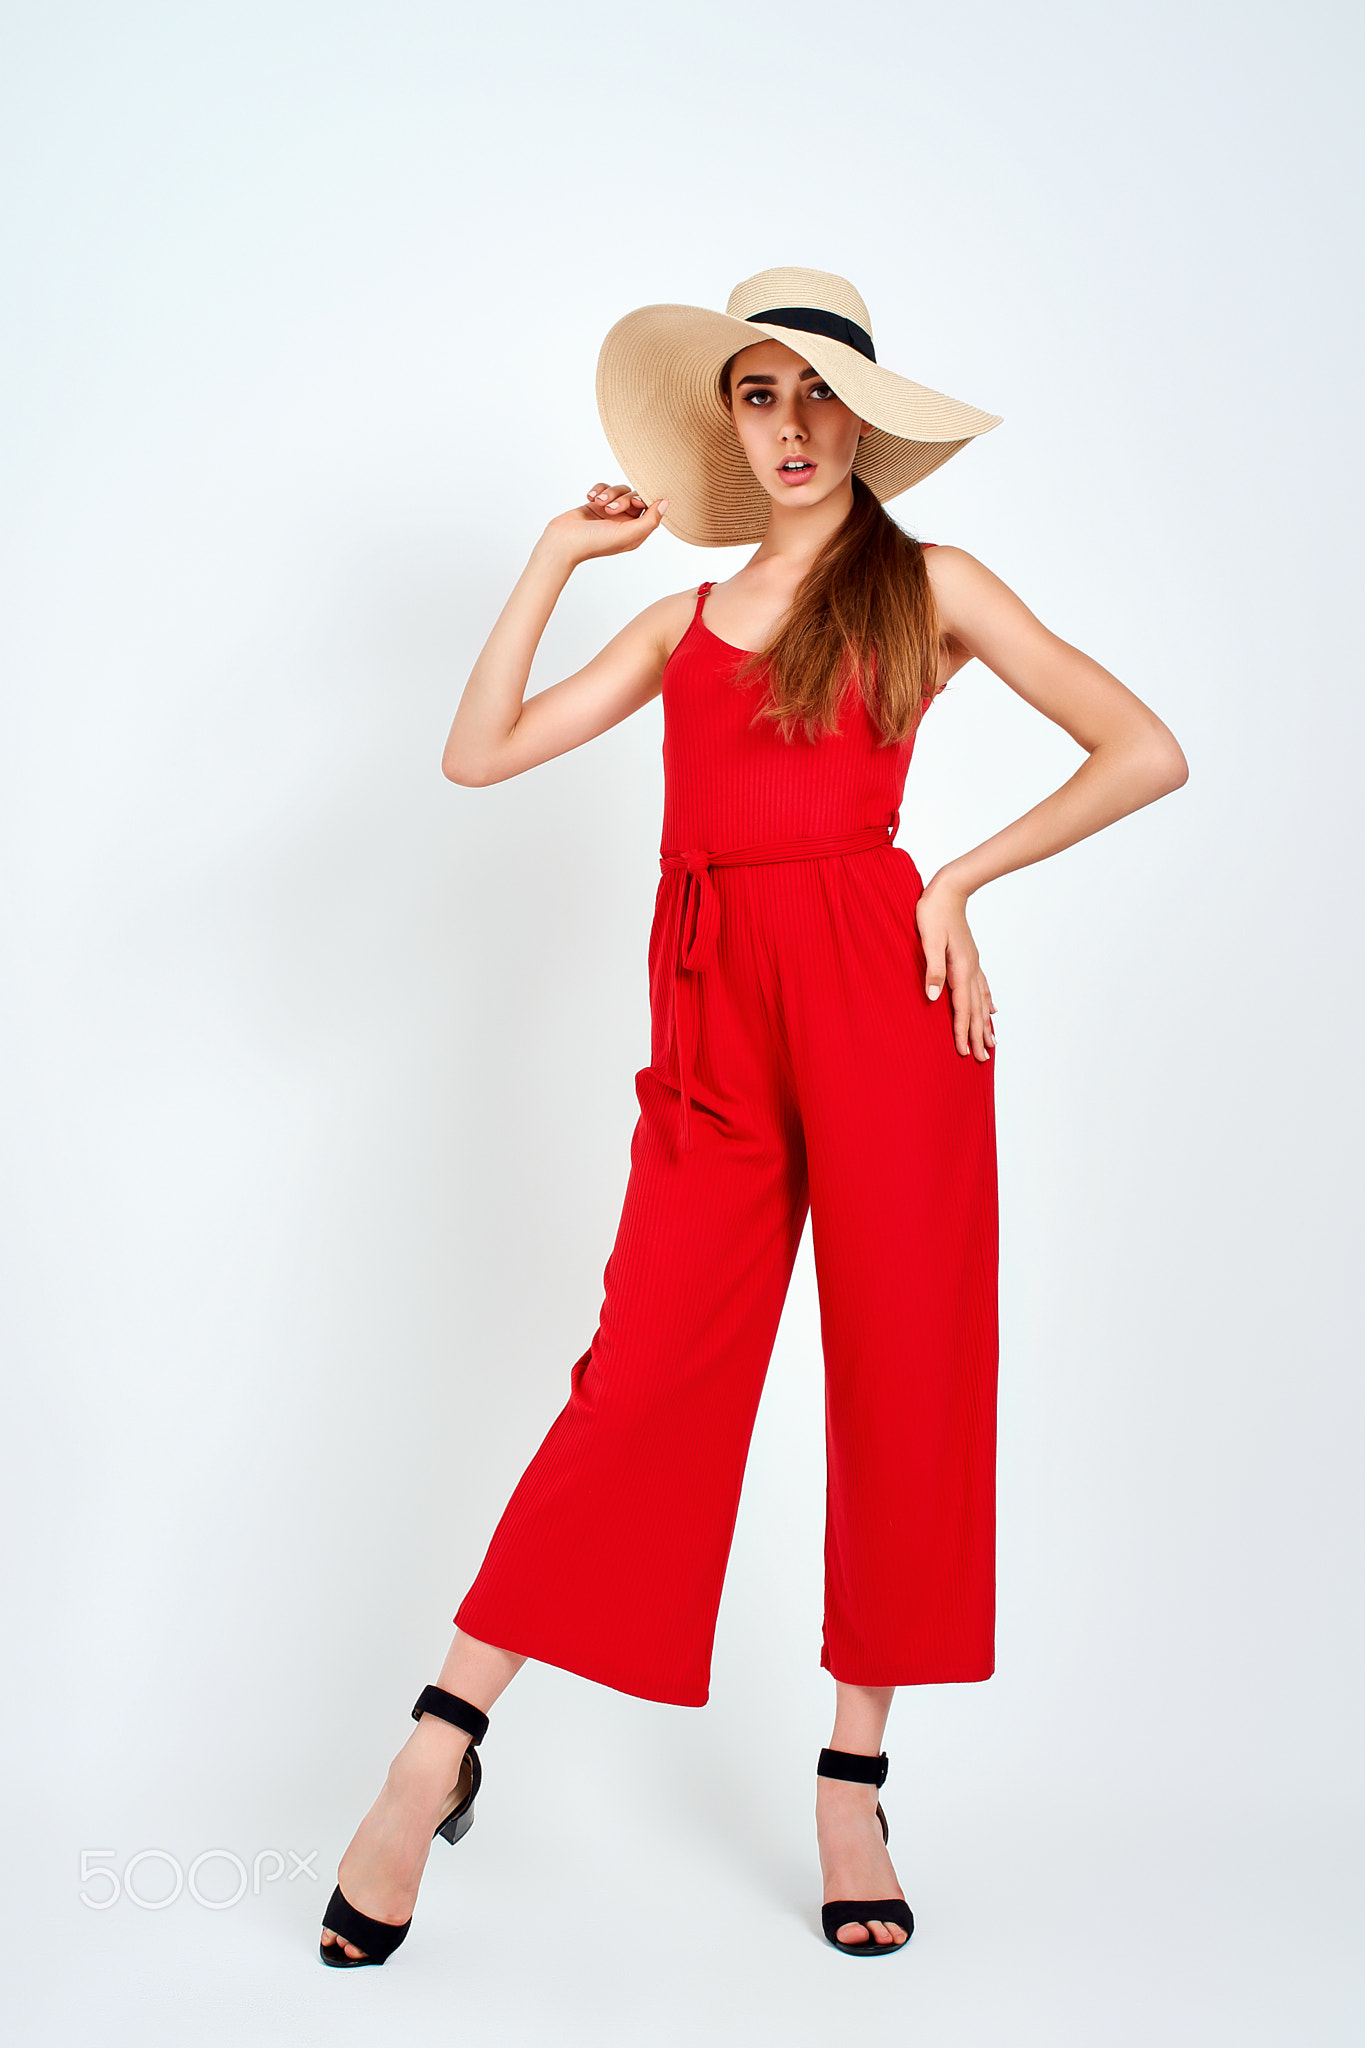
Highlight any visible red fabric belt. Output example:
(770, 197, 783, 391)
(657, 823, 894, 1152)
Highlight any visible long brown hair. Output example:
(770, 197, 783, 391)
(719, 364, 942, 747)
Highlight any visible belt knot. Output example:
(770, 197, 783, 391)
(655, 824, 895, 1153)
(675, 854, 722, 976)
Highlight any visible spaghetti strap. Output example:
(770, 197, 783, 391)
(692, 580, 715, 618)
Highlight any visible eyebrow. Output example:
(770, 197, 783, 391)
(735, 367, 822, 388)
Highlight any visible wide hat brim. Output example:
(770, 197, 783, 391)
(595, 303, 1002, 548)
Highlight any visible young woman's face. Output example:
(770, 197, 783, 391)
(723, 337, 870, 511)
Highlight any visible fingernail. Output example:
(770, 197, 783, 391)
(927, 986, 941, 1001)
(659, 499, 670, 511)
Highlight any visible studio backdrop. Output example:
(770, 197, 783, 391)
(2, 3, 1359, 2044)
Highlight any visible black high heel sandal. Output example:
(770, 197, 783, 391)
(319, 1685, 490, 1969)
(817, 1746, 915, 1956)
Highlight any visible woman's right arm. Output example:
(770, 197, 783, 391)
(442, 485, 684, 786)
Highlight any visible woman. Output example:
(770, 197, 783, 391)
(319, 267, 1187, 1967)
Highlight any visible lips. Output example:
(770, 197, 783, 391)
(778, 459, 816, 486)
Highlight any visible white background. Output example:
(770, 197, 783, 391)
(3, 1, 1360, 2041)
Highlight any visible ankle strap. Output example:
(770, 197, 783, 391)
(818, 1746, 888, 1787)
(411, 1685, 489, 1745)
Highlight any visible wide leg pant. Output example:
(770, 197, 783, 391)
(453, 843, 999, 1707)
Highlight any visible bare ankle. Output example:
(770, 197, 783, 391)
(817, 1777, 880, 1810)
(388, 1728, 468, 1797)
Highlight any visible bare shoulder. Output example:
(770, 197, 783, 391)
(918, 544, 993, 683)
(920, 542, 996, 600)
(920, 544, 1039, 647)
(634, 583, 705, 666)
(576, 585, 701, 712)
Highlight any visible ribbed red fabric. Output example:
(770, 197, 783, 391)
(454, 560, 999, 1706)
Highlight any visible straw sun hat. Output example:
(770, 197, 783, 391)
(595, 266, 1002, 548)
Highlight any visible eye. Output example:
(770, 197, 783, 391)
(808, 383, 835, 400)
(741, 389, 774, 406)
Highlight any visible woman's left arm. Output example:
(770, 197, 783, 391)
(915, 545, 1189, 1061)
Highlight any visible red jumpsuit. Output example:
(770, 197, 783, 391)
(454, 567, 999, 1706)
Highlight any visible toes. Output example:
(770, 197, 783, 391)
(320, 1928, 367, 1961)
(837, 1921, 872, 1944)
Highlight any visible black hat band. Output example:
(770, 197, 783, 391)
(746, 305, 877, 363)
